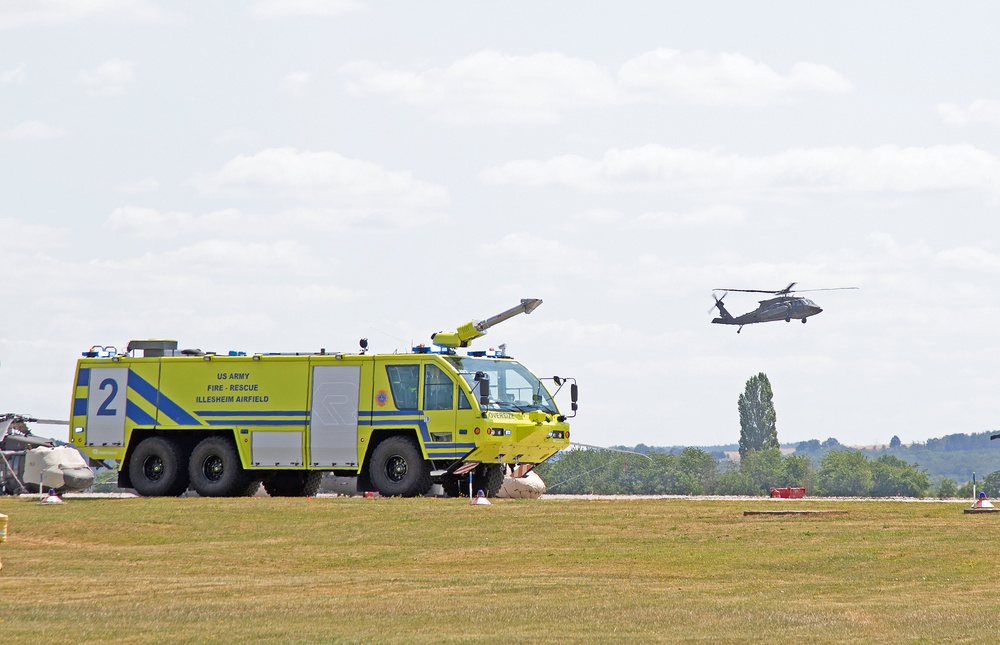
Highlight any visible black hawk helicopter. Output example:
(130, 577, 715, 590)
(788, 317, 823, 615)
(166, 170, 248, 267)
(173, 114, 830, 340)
(710, 282, 858, 333)
(1, 413, 95, 495)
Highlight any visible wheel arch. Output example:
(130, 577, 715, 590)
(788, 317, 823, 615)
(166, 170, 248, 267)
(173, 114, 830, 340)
(358, 428, 423, 493)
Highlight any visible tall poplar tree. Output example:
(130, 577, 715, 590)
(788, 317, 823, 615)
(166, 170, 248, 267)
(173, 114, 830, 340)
(738, 372, 778, 460)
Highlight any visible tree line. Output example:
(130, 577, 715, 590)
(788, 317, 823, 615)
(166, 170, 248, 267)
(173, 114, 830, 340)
(534, 445, 952, 497)
(536, 372, 992, 498)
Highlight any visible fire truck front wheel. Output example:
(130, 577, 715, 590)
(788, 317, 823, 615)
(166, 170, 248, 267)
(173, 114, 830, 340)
(369, 436, 432, 497)
(128, 436, 190, 497)
(472, 464, 505, 498)
(189, 436, 251, 497)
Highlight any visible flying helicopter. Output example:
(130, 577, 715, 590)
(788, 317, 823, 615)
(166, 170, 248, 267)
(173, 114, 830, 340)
(710, 282, 858, 333)
(1, 413, 95, 495)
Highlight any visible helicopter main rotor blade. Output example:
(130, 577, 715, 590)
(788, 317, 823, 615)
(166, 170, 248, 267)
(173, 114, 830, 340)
(713, 288, 783, 294)
(792, 287, 859, 293)
(713, 284, 858, 295)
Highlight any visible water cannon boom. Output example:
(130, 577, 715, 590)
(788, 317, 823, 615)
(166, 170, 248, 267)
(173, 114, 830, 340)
(431, 298, 542, 348)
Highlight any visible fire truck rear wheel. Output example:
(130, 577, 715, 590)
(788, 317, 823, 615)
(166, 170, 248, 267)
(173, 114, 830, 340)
(189, 436, 251, 497)
(370, 436, 431, 497)
(128, 436, 189, 497)
(242, 479, 262, 497)
(263, 471, 322, 497)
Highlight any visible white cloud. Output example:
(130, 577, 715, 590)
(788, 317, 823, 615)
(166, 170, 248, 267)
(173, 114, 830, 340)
(626, 205, 745, 229)
(1, 63, 25, 84)
(481, 144, 1000, 195)
(78, 59, 135, 96)
(210, 128, 258, 146)
(570, 208, 625, 227)
(198, 147, 450, 211)
(0, 217, 71, 248)
(117, 177, 159, 194)
(618, 49, 853, 106)
(339, 48, 853, 124)
(477, 234, 601, 278)
(249, 0, 362, 19)
(938, 99, 1000, 127)
(936, 246, 1000, 273)
(127, 239, 324, 276)
(107, 206, 241, 237)
(280, 71, 312, 97)
(0, 0, 159, 28)
(341, 51, 618, 124)
(2, 120, 64, 140)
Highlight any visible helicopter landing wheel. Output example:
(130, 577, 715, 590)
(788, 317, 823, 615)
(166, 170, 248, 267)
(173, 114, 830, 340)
(802, 318, 808, 324)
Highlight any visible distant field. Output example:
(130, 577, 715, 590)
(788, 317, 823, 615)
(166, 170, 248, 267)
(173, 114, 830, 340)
(2, 496, 999, 644)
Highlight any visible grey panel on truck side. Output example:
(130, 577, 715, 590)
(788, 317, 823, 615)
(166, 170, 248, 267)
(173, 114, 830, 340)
(309, 365, 360, 467)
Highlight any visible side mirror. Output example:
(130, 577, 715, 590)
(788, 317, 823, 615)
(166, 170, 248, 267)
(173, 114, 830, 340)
(474, 371, 490, 406)
(571, 383, 578, 413)
(553, 376, 563, 386)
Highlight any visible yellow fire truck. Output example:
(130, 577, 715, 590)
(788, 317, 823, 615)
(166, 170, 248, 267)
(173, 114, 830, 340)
(68, 299, 576, 498)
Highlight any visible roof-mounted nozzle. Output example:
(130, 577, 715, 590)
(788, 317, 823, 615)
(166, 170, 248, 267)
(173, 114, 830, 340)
(430, 298, 542, 349)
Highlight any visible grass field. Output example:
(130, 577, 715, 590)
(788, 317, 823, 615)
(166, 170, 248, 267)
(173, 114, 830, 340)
(1, 495, 999, 644)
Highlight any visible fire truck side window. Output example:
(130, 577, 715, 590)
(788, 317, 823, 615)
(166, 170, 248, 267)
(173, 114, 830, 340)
(423, 364, 454, 410)
(385, 365, 419, 410)
(458, 390, 472, 410)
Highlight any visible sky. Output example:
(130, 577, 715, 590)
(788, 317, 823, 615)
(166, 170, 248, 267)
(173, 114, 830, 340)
(2, 1, 1000, 449)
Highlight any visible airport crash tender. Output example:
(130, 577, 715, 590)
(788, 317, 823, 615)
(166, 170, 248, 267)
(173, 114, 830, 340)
(68, 299, 576, 498)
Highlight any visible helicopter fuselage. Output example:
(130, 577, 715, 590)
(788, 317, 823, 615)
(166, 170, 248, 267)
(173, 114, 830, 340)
(712, 296, 823, 329)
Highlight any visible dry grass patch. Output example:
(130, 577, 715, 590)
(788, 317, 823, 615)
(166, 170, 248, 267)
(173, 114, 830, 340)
(1, 497, 998, 643)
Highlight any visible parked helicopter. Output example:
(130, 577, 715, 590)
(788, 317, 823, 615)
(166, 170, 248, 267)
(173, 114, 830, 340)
(710, 283, 858, 333)
(1, 413, 95, 495)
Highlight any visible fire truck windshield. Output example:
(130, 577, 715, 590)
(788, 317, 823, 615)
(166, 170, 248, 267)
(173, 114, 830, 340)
(445, 356, 558, 414)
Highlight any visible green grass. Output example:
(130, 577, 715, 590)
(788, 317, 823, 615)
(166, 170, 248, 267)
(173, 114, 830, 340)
(2, 497, 999, 643)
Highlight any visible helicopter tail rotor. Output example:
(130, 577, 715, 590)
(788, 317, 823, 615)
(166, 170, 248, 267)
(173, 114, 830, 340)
(709, 292, 733, 321)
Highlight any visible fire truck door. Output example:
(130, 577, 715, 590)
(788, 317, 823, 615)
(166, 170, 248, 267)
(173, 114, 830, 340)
(421, 363, 456, 457)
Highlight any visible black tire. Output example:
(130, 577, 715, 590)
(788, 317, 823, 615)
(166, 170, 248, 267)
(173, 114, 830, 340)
(128, 436, 189, 497)
(242, 479, 263, 497)
(472, 464, 505, 498)
(263, 471, 322, 497)
(442, 476, 465, 498)
(369, 436, 431, 497)
(188, 436, 250, 497)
